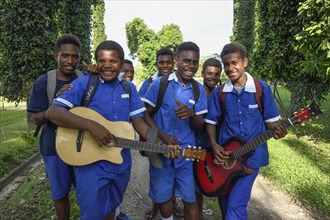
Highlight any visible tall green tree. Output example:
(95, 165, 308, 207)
(232, 0, 256, 57)
(92, 0, 107, 57)
(125, 18, 183, 82)
(56, 0, 93, 62)
(0, 0, 58, 103)
(295, 0, 330, 82)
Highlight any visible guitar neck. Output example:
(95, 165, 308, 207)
(115, 137, 172, 154)
(231, 119, 292, 160)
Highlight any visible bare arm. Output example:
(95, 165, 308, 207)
(206, 123, 229, 165)
(46, 104, 115, 146)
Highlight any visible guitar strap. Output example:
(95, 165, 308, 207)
(76, 75, 132, 152)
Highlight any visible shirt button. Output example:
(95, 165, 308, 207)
(242, 134, 245, 136)
(238, 99, 240, 102)
(239, 111, 242, 114)
(113, 101, 116, 104)
(240, 122, 243, 125)
(114, 116, 117, 119)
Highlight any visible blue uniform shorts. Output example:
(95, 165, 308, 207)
(42, 155, 75, 200)
(74, 161, 131, 220)
(149, 160, 196, 203)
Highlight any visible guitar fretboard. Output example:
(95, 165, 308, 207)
(116, 137, 172, 154)
(230, 119, 292, 160)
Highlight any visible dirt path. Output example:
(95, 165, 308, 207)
(0, 150, 317, 219)
(120, 150, 315, 220)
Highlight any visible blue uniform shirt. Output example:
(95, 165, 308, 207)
(27, 72, 86, 156)
(205, 72, 280, 168)
(138, 72, 159, 97)
(53, 75, 146, 171)
(142, 72, 208, 166)
(195, 95, 212, 149)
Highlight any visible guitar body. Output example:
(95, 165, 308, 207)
(194, 138, 253, 197)
(56, 107, 135, 166)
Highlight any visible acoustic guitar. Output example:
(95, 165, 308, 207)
(56, 107, 206, 166)
(194, 104, 322, 197)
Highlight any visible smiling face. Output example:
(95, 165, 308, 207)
(96, 50, 122, 82)
(121, 63, 135, 81)
(54, 44, 80, 76)
(222, 52, 248, 84)
(202, 66, 221, 94)
(175, 50, 199, 84)
(156, 54, 174, 76)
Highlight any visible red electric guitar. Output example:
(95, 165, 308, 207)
(194, 104, 322, 197)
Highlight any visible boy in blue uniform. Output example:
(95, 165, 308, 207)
(139, 47, 174, 97)
(205, 42, 287, 220)
(47, 40, 180, 220)
(142, 41, 208, 220)
(27, 34, 86, 220)
(139, 48, 184, 220)
(195, 58, 222, 220)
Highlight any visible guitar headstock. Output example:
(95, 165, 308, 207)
(290, 103, 322, 125)
(183, 146, 206, 161)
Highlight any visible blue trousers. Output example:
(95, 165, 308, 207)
(219, 168, 259, 220)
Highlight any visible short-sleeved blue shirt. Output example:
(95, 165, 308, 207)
(53, 75, 146, 171)
(195, 95, 212, 149)
(138, 72, 159, 97)
(142, 72, 208, 166)
(27, 72, 86, 156)
(205, 72, 280, 168)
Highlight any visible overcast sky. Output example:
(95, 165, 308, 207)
(104, 0, 233, 58)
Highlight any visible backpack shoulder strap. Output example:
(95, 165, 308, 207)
(190, 78, 200, 102)
(152, 75, 170, 115)
(147, 77, 153, 88)
(253, 77, 263, 113)
(75, 70, 84, 77)
(219, 83, 226, 113)
(46, 70, 57, 107)
(80, 75, 99, 106)
(120, 79, 132, 96)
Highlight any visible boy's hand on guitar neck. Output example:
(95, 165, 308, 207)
(211, 143, 229, 166)
(268, 119, 288, 139)
(164, 144, 182, 159)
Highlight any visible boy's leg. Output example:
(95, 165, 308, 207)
(226, 169, 259, 220)
(43, 156, 74, 220)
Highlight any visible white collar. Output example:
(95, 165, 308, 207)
(168, 72, 177, 81)
(223, 72, 256, 93)
(151, 72, 159, 80)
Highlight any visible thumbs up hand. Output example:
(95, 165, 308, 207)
(175, 98, 195, 120)
(82, 61, 98, 75)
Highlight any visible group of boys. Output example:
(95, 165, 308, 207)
(28, 34, 287, 220)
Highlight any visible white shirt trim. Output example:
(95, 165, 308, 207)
(141, 98, 155, 107)
(265, 116, 281, 123)
(129, 107, 146, 117)
(205, 118, 217, 125)
(196, 109, 208, 116)
(54, 98, 74, 108)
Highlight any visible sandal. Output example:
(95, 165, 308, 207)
(173, 206, 184, 218)
(144, 206, 158, 220)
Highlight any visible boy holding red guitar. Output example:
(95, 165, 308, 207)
(204, 42, 287, 220)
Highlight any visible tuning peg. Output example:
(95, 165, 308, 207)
(198, 147, 201, 149)
(193, 146, 196, 149)
(187, 145, 191, 148)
